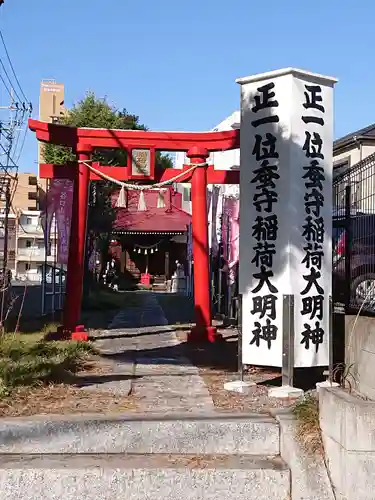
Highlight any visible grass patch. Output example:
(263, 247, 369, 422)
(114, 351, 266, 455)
(0, 332, 93, 397)
(292, 393, 323, 454)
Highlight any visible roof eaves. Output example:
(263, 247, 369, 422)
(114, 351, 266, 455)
(334, 123, 375, 152)
(333, 134, 373, 153)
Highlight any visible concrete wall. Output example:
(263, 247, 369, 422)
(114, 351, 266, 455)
(319, 387, 375, 500)
(345, 315, 375, 400)
(273, 409, 334, 500)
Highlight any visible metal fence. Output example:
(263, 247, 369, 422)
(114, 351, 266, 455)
(333, 152, 375, 315)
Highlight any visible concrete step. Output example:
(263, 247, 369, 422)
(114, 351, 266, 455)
(0, 453, 291, 500)
(0, 413, 280, 456)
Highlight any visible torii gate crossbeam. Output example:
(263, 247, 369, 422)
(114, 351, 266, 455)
(29, 119, 240, 342)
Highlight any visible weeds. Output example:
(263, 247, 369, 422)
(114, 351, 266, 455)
(332, 363, 357, 392)
(0, 334, 93, 397)
(293, 393, 323, 455)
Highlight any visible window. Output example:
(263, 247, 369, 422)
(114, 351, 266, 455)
(28, 176, 37, 186)
(28, 191, 38, 200)
(26, 217, 32, 225)
(26, 240, 32, 248)
(183, 186, 191, 202)
(25, 263, 30, 271)
(333, 156, 351, 180)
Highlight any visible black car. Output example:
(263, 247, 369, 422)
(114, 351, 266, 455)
(333, 212, 375, 311)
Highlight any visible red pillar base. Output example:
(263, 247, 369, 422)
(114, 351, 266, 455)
(188, 325, 222, 343)
(71, 324, 89, 341)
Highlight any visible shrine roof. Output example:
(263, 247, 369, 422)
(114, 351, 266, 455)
(112, 189, 191, 234)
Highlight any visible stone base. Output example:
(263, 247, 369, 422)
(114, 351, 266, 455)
(316, 380, 340, 393)
(268, 385, 304, 399)
(224, 380, 256, 394)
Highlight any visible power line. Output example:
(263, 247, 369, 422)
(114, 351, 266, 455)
(0, 30, 28, 103)
(0, 56, 23, 103)
(14, 125, 28, 164)
(0, 69, 12, 99)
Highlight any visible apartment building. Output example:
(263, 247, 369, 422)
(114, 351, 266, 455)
(0, 173, 40, 278)
(38, 79, 65, 169)
(16, 210, 57, 281)
(0, 174, 57, 281)
(6, 80, 65, 280)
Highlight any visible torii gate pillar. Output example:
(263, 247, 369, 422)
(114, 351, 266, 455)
(187, 146, 218, 343)
(64, 143, 91, 333)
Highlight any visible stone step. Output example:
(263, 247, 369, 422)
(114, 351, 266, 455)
(0, 413, 280, 456)
(0, 453, 290, 500)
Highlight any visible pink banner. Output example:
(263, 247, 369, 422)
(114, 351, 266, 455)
(49, 179, 74, 265)
(222, 197, 239, 284)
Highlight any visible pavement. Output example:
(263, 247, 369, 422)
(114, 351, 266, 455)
(91, 292, 215, 414)
(0, 292, 334, 500)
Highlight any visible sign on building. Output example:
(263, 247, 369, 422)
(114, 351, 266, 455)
(238, 68, 337, 368)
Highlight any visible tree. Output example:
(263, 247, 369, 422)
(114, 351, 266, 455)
(43, 93, 173, 289)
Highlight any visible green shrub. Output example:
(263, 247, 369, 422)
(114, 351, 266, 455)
(0, 335, 93, 396)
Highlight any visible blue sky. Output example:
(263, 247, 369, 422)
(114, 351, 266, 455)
(0, 0, 373, 172)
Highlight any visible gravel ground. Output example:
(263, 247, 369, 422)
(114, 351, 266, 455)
(176, 326, 296, 413)
(0, 353, 138, 417)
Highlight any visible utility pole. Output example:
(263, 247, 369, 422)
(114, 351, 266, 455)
(0, 177, 10, 328)
(2, 179, 10, 276)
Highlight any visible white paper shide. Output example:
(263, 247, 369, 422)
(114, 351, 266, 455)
(238, 68, 336, 368)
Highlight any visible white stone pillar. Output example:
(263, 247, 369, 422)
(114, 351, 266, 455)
(238, 68, 337, 370)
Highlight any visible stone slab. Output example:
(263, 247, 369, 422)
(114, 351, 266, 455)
(319, 387, 375, 452)
(322, 433, 375, 500)
(345, 315, 375, 400)
(273, 409, 335, 500)
(0, 414, 280, 455)
(0, 454, 290, 500)
(319, 387, 375, 499)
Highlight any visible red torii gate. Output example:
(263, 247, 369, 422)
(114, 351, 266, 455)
(29, 118, 240, 342)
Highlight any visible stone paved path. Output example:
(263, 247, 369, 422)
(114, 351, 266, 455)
(91, 292, 215, 414)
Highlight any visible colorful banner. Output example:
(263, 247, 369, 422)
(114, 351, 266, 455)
(54, 179, 74, 265)
(42, 179, 74, 265)
(222, 196, 240, 285)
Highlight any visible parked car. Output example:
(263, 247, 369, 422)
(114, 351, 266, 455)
(45, 268, 66, 285)
(333, 213, 375, 311)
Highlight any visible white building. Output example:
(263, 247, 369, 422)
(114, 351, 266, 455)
(15, 210, 58, 281)
(174, 111, 240, 214)
(0, 209, 58, 282)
